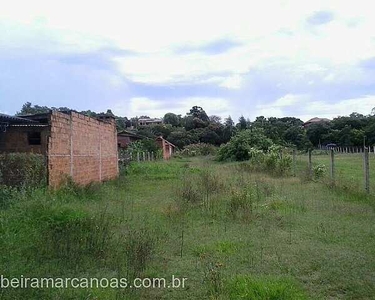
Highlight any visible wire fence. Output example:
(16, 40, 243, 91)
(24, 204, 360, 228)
(118, 149, 163, 167)
(291, 148, 373, 195)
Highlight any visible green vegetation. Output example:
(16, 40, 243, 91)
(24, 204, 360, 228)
(17, 102, 375, 154)
(178, 143, 217, 157)
(0, 153, 46, 188)
(296, 152, 375, 194)
(217, 129, 274, 161)
(1, 157, 375, 299)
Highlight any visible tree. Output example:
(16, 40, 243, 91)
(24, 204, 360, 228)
(237, 115, 247, 130)
(209, 115, 222, 124)
(306, 123, 332, 146)
(17, 102, 50, 115)
(163, 113, 180, 126)
(224, 116, 234, 127)
(106, 109, 115, 116)
(187, 106, 209, 122)
(167, 129, 199, 148)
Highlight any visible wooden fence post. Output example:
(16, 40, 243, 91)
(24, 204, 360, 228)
(151, 151, 154, 161)
(308, 149, 312, 178)
(143, 152, 146, 161)
(137, 152, 140, 162)
(292, 149, 296, 177)
(147, 152, 150, 161)
(364, 147, 370, 194)
(330, 149, 335, 181)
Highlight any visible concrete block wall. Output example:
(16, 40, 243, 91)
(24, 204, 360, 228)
(48, 111, 118, 187)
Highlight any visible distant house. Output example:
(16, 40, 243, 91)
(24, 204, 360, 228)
(117, 132, 176, 160)
(117, 130, 144, 149)
(0, 111, 119, 187)
(303, 117, 330, 128)
(156, 136, 176, 160)
(138, 118, 163, 126)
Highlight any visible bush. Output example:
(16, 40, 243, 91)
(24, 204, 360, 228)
(0, 153, 47, 188)
(247, 146, 292, 176)
(313, 164, 327, 180)
(227, 188, 254, 221)
(178, 173, 201, 205)
(217, 129, 274, 161)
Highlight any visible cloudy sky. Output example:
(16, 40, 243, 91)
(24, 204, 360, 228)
(1, 0, 375, 121)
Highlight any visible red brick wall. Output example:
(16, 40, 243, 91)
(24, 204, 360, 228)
(156, 137, 174, 160)
(48, 111, 118, 187)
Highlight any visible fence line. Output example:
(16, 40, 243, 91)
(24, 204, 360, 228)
(292, 147, 372, 194)
(319, 145, 375, 154)
(330, 149, 335, 181)
(364, 147, 370, 193)
(118, 150, 162, 166)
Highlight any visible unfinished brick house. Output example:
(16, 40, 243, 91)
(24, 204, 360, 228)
(156, 136, 176, 160)
(0, 111, 118, 187)
(117, 130, 144, 149)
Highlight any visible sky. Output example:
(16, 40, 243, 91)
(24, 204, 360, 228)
(1, 0, 375, 122)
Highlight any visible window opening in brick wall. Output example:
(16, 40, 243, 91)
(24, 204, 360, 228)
(28, 132, 41, 145)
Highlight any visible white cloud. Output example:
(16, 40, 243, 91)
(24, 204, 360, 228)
(2, 0, 374, 85)
(300, 95, 375, 120)
(274, 94, 306, 107)
(1, 0, 375, 118)
(256, 94, 375, 121)
(220, 75, 243, 89)
(112, 96, 230, 118)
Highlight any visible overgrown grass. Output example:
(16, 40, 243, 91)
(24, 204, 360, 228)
(295, 152, 375, 194)
(0, 158, 375, 299)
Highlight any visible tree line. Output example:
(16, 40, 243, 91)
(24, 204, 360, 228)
(17, 102, 375, 151)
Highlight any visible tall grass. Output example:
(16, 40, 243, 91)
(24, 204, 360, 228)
(1, 158, 375, 299)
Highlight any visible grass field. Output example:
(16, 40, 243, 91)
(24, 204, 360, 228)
(1, 157, 375, 299)
(295, 152, 375, 194)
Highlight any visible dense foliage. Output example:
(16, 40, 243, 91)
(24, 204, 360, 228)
(17, 103, 375, 153)
(0, 153, 47, 187)
(306, 113, 374, 147)
(217, 129, 274, 161)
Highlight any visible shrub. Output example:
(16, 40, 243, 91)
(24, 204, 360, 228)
(277, 156, 292, 175)
(217, 129, 274, 161)
(313, 164, 327, 180)
(178, 174, 200, 205)
(228, 188, 254, 221)
(0, 153, 47, 188)
(247, 145, 292, 176)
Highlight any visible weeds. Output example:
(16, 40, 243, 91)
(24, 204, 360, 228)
(0, 153, 47, 188)
(227, 188, 254, 221)
(204, 261, 224, 299)
(1, 157, 375, 299)
(226, 275, 308, 300)
(124, 228, 156, 277)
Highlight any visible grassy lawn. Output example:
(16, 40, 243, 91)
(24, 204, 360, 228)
(1, 157, 375, 299)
